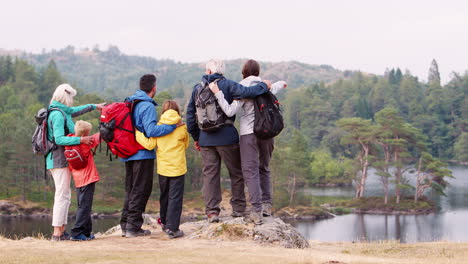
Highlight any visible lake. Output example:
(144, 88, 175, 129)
(1, 166, 466, 242)
(287, 166, 468, 243)
(0, 216, 119, 239)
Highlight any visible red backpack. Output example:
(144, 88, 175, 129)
(64, 143, 89, 170)
(98, 100, 144, 158)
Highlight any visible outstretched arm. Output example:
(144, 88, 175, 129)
(140, 104, 176, 138)
(228, 80, 270, 99)
(71, 104, 96, 117)
(270, 81, 287, 95)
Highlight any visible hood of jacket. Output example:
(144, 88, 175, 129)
(126, 90, 157, 106)
(202, 73, 225, 85)
(239, 76, 262, 87)
(159, 109, 181, 125)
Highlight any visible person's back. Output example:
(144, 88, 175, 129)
(120, 74, 176, 238)
(186, 59, 272, 222)
(68, 132, 100, 188)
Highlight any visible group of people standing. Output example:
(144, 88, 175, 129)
(46, 59, 286, 241)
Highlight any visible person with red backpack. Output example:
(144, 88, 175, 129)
(120, 74, 178, 238)
(65, 120, 101, 241)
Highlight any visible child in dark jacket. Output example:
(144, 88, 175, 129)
(68, 120, 100, 241)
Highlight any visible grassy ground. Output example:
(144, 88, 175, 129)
(0, 235, 467, 264)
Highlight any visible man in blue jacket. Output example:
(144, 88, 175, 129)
(120, 74, 176, 238)
(186, 59, 271, 223)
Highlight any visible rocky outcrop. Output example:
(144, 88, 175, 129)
(103, 214, 309, 249)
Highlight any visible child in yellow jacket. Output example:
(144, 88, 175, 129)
(135, 100, 188, 239)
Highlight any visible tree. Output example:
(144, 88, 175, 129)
(428, 59, 441, 87)
(454, 132, 468, 162)
(283, 129, 310, 206)
(337, 117, 375, 198)
(375, 108, 426, 203)
(414, 152, 452, 202)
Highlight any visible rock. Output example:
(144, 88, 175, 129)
(103, 214, 309, 249)
(182, 216, 309, 249)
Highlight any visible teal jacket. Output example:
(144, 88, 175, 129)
(46, 101, 96, 169)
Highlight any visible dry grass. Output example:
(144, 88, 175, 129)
(0, 234, 467, 264)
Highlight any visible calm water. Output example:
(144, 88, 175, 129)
(289, 166, 468, 243)
(0, 217, 119, 239)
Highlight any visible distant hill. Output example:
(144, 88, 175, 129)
(1, 46, 347, 100)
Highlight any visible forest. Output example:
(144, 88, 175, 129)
(0, 46, 466, 210)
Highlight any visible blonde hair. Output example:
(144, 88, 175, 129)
(75, 120, 92, 137)
(162, 100, 180, 115)
(205, 59, 225, 75)
(50, 84, 77, 107)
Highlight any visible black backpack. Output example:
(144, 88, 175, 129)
(253, 91, 284, 139)
(195, 79, 233, 132)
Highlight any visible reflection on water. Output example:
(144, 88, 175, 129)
(0, 216, 119, 239)
(288, 211, 468, 243)
(291, 166, 468, 243)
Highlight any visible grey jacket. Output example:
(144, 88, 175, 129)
(214, 76, 286, 136)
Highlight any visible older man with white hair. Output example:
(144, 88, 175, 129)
(186, 59, 271, 223)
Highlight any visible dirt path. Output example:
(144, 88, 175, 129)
(1, 233, 467, 264)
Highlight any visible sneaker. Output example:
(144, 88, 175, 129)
(207, 213, 220, 223)
(86, 234, 95, 240)
(262, 203, 273, 217)
(166, 229, 184, 239)
(70, 234, 91, 241)
(51, 232, 70, 241)
(121, 229, 126, 237)
(231, 211, 245, 218)
(125, 229, 151, 238)
(246, 211, 263, 225)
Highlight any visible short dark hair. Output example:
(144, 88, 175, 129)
(140, 74, 156, 93)
(242, 59, 260, 79)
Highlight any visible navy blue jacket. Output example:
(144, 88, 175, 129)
(122, 90, 176, 161)
(186, 73, 268, 147)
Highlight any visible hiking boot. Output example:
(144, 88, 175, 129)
(166, 229, 184, 239)
(125, 229, 151, 238)
(207, 213, 220, 223)
(262, 203, 273, 217)
(70, 234, 91, 241)
(231, 211, 245, 218)
(246, 211, 263, 225)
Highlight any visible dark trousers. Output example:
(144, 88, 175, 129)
(159, 174, 185, 232)
(71, 182, 95, 237)
(200, 144, 246, 215)
(240, 134, 274, 212)
(120, 159, 154, 232)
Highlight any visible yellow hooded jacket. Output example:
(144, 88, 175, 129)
(135, 109, 188, 177)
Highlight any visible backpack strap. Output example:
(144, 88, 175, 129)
(47, 108, 69, 143)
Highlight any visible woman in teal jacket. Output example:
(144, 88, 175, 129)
(47, 84, 105, 241)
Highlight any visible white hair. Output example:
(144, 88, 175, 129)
(50, 84, 77, 107)
(205, 59, 225, 75)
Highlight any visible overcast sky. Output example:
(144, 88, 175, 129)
(2, 0, 468, 83)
